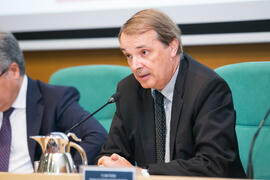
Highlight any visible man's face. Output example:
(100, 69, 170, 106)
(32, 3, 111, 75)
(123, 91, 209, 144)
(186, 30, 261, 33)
(120, 30, 179, 90)
(0, 63, 21, 112)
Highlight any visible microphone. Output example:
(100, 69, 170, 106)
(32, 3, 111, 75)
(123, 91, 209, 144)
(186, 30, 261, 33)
(108, 92, 120, 103)
(247, 107, 270, 179)
(65, 92, 120, 134)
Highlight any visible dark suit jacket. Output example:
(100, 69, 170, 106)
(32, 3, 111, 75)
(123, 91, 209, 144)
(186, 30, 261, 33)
(99, 53, 246, 178)
(26, 77, 107, 166)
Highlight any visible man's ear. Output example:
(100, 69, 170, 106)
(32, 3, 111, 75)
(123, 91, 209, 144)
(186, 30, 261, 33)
(169, 38, 179, 57)
(7, 62, 21, 79)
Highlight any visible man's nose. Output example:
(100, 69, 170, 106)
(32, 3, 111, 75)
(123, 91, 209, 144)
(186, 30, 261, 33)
(131, 56, 143, 70)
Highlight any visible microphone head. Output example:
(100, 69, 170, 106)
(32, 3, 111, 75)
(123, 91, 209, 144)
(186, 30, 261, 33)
(108, 92, 121, 103)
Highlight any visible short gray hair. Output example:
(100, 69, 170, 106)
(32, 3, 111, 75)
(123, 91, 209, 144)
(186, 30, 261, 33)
(0, 31, 25, 75)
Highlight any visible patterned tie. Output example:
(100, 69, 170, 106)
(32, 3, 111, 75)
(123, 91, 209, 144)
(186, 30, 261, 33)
(0, 107, 14, 172)
(154, 90, 166, 163)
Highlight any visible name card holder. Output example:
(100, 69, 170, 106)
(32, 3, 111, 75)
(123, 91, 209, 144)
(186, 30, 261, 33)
(81, 166, 136, 180)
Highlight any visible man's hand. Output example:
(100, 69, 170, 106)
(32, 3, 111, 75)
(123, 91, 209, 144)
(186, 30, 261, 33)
(98, 154, 149, 176)
(98, 153, 133, 167)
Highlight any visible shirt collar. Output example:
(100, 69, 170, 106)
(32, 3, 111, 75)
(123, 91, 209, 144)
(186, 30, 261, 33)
(12, 75, 28, 109)
(160, 63, 179, 102)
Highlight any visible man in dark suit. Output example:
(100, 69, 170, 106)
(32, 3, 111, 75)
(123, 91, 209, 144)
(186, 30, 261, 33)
(0, 31, 107, 172)
(97, 9, 246, 178)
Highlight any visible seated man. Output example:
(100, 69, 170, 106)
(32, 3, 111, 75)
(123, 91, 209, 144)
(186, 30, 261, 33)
(97, 9, 246, 178)
(0, 31, 107, 173)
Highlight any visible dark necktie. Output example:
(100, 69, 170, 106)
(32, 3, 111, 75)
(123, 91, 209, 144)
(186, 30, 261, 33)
(154, 90, 166, 163)
(0, 107, 14, 172)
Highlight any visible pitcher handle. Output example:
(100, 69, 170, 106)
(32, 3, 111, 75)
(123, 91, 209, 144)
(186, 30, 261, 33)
(68, 142, 88, 165)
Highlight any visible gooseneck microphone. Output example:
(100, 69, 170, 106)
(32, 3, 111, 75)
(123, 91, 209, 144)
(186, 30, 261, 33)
(65, 92, 120, 134)
(247, 107, 270, 179)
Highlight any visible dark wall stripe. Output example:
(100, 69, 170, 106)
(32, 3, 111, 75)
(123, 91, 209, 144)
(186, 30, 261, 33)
(182, 19, 270, 35)
(14, 28, 120, 40)
(14, 19, 270, 41)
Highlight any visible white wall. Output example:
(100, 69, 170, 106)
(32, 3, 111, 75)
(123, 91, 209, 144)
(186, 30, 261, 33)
(0, 0, 269, 50)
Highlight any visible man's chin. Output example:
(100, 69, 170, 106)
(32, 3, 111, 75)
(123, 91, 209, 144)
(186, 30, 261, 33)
(139, 81, 153, 89)
(135, 76, 153, 89)
(0, 105, 9, 112)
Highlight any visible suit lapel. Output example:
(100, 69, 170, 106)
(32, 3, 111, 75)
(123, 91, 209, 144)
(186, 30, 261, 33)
(170, 55, 188, 159)
(138, 88, 156, 163)
(26, 77, 44, 164)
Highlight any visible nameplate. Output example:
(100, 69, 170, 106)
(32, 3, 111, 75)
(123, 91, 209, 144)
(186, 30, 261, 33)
(82, 166, 136, 180)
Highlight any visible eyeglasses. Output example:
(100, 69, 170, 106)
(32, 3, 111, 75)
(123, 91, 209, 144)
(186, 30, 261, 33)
(0, 68, 8, 77)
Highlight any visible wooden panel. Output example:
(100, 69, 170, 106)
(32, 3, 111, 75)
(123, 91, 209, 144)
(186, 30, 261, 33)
(24, 49, 128, 83)
(24, 43, 270, 83)
(184, 43, 270, 69)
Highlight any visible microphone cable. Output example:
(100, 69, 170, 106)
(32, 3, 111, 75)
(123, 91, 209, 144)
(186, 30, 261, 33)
(65, 92, 120, 134)
(247, 107, 270, 179)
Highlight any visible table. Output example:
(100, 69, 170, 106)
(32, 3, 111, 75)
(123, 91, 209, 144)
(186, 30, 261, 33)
(0, 172, 237, 180)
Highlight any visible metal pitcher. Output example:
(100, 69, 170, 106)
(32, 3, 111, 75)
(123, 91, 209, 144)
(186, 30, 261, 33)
(30, 132, 88, 173)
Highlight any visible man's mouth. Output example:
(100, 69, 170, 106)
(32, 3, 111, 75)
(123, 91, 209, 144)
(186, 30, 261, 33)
(138, 73, 150, 80)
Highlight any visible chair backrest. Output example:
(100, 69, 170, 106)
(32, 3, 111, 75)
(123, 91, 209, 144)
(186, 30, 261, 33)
(49, 65, 131, 132)
(215, 62, 270, 179)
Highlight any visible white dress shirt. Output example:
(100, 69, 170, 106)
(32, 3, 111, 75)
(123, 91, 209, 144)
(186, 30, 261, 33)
(152, 62, 180, 163)
(0, 75, 34, 173)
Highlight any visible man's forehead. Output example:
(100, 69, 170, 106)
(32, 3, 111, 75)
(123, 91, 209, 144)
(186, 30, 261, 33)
(121, 29, 157, 39)
(120, 31, 158, 50)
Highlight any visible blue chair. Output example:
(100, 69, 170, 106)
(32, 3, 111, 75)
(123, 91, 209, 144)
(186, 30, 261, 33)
(49, 65, 131, 132)
(215, 62, 270, 179)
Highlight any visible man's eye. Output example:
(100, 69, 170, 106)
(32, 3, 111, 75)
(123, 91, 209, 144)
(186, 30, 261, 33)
(142, 50, 148, 55)
(125, 54, 131, 59)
